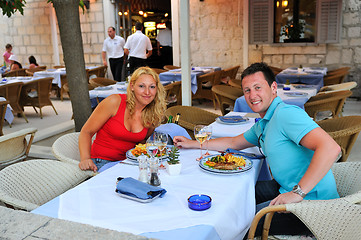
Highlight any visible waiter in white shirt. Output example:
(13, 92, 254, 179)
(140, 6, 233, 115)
(124, 22, 153, 74)
(102, 26, 125, 82)
(156, 21, 173, 66)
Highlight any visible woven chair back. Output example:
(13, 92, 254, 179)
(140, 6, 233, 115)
(331, 162, 361, 199)
(318, 116, 361, 162)
(0, 82, 24, 116)
(323, 71, 349, 86)
(151, 68, 167, 74)
(53, 65, 65, 69)
(164, 81, 181, 106)
(163, 65, 180, 71)
(327, 67, 350, 76)
(2, 68, 27, 77)
(221, 65, 240, 80)
(89, 77, 116, 88)
(87, 66, 107, 79)
(212, 85, 243, 115)
(319, 81, 357, 94)
(304, 90, 352, 119)
(268, 65, 283, 75)
(0, 100, 9, 136)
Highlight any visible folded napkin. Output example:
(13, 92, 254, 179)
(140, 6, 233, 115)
(283, 92, 308, 97)
(116, 177, 167, 200)
(217, 116, 247, 123)
(226, 148, 264, 159)
(155, 123, 191, 140)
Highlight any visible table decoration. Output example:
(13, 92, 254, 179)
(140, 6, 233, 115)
(164, 146, 181, 175)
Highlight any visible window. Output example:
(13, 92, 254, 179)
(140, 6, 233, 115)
(249, 0, 342, 44)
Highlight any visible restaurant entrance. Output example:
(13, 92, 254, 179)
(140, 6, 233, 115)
(114, 0, 172, 69)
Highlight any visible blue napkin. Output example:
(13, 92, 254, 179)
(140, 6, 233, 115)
(116, 177, 167, 200)
(225, 148, 264, 159)
(155, 123, 191, 140)
(218, 116, 247, 123)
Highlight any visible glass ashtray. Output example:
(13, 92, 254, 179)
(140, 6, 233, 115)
(188, 194, 212, 211)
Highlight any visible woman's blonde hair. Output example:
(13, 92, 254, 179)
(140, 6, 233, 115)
(126, 67, 166, 128)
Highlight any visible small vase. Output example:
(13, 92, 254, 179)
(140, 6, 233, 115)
(165, 162, 182, 175)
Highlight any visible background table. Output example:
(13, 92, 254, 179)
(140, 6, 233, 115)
(33, 69, 64, 88)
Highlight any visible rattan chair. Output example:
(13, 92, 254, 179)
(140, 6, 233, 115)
(53, 65, 65, 69)
(164, 81, 181, 107)
(0, 82, 28, 123)
(228, 78, 242, 89)
(317, 116, 361, 162)
(221, 65, 240, 81)
(87, 65, 107, 79)
(304, 90, 352, 120)
(52, 132, 95, 165)
(0, 159, 92, 211)
(0, 100, 9, 136)
(89, 77, 117, 88)
(0, 128, 37, 169)
(163, 65, 180, 71)
(212, 85, 243, 115)
(318, 81, 357, 94)
(2, 68, 27, 77)
(323, 71, 349, 86)
(151, 68, 167, 74)
(248, 162, 361, 240)
(165, 106, 220, 139)
(25, 66, 47, 76)
(327, 67, 350, 76)
(268, 65, 283, 75)
(20, 77, 58, 119)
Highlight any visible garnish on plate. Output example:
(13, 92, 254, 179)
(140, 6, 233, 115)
(205, 153, 246, 170)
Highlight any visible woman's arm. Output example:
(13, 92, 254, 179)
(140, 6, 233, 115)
(78, 94, 121, 171)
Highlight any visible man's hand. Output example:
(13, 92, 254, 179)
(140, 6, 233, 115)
(270, 192, 303, 206)
(103, 60, 108, 67)
(79, 159, 97, 172)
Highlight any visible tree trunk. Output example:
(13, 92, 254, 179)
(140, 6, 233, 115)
(52, 0, 92, 132)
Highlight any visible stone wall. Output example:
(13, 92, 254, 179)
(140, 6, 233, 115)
(189, 0, 243, 69)
(248, 0, 361, 98)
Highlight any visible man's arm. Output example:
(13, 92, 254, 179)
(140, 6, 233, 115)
(124, 48, 129, 56)
(146, 50, 152, 58)
(102, 51, 107, 67)
(270, 127, 341, 205)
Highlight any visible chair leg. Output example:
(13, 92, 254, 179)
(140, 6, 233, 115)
(32, 106, 38, 114)
(40, 108, 43, 119)
(21, 112, 29, 123)
(51, 104, 58, 115)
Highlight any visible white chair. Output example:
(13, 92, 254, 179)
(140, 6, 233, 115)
(0, 159, 92, 211)
(0, 128, 37, 169)
(248, 162, 361, 240)
(52, 132, 95, 165)
(318, 81, 357, 94)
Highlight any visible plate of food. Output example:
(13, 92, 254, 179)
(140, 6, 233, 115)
(199, 153, 253, 174)
(283, 92, 308, 97)
(215, 116, 249, 125)
(126, 143, 169, 162)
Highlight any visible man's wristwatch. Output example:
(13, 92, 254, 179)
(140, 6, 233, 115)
(292, 184, 306, 198)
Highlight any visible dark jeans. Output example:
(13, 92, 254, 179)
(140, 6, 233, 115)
(109, 57, 124, 82)
(253, 180, 312, 237)
(129, 56, 146, 74)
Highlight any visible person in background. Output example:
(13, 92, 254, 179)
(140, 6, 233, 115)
(3, 44, 13, 68)
(78, 67, 166, 172)
(28, 55, 39, 69)
(124, 22, 153, 74)
(102, 26, 126, 82)
(156, 21, 173, 66)
(8, 54, 22, 71)
(173, 62, 341, 237)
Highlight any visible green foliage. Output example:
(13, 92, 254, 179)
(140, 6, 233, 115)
(167, 146, 180, 165)
(0, 0, 26, 17)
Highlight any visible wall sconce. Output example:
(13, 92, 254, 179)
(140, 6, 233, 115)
(83, 0, 90, 9)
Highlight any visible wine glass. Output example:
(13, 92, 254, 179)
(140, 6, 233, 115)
(155, 132, 168, 157)
(146, 135, 159, 159)
(204, 125, 212, 156)
(194, 125, 209, 161)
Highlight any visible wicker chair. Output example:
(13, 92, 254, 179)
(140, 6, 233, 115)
(221, 65, 240, 81)
(268, 65, 283, 75)
(212, 85, 243, 115)
(165, 106, 220, 139)
(20, 77, 58, 119)
(0, 81, 28, 123)
(323, 71, 349, 86)
(2, 68, 27, 77)
(52, 132, 96, 165)
(248, 162, 361, 240)
(164, 81, 181, 107)
(304, 90, 352, 120)
(0, 100, 9, 136)
(25, 66, 47, 76)
(87, 65, 107, 79)
(0, 159, 92, 211)
(327, 67, 350, 76)
(53, 65, 65, 69)
(0, 128, 37, 169)
(228, 78, 242, 89)
(163, 65, 180, 71)
(89, 77, 117, 88)
(317, 116, 361, 162)
(318, 81, 357, 94)
(151, 68, 167, 74)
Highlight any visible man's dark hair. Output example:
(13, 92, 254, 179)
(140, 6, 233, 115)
(108, 26, 115, 31)
(135, 22, 143, 30)
(241, 62, 275, 86)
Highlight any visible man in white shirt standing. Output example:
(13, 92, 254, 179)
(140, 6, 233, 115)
(124, 22, 153, 74)
(156, 21, 173, 66)
(102, 26, 125, 82)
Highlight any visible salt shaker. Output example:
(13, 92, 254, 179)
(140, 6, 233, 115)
(137, 154, 148, 183)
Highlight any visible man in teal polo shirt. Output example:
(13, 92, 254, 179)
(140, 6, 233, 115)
(173, 62, 340, 236)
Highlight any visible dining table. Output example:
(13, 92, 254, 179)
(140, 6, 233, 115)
(275, 67, 327, 91)
(31, 113, 265, 240)
(234, 84, 318, 112)
(159, 67, 221, 94)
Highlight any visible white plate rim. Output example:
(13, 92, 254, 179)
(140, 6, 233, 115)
(199, 154, 253, 174)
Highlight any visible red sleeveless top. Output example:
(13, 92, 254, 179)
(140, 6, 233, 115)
(90, 94, 148, 161)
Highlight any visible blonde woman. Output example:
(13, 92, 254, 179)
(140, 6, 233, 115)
(79, 67, 166, 172)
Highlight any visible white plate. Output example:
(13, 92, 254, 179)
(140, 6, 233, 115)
(126, 147, 169, 162)
(283, 92, 308, 97)
(199, 154, 253, 175)
(215, 116, 249, 125)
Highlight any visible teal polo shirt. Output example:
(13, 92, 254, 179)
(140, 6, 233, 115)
(244, 97, 339, 200)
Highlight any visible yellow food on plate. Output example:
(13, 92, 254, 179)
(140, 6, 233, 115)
(131, 144, 147, 157)
(225, 153, 246, 167)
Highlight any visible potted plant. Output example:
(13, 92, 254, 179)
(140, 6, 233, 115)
(165, 146, 182, 175)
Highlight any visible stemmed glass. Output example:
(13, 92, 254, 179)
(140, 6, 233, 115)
(146, 135, 161, 186)
(155, 132, 168, 158)
(204, 125, 212, 156)
(194, 125, 210, 161)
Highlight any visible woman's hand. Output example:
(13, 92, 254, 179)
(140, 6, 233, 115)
(79, 159, 97, 172)
(173, 136, 197, 149)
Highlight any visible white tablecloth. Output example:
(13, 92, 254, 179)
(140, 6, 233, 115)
(33, 69, 64, 88)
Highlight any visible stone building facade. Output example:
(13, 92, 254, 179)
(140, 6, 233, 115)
(0, 0, 360, 97)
